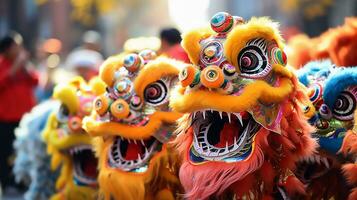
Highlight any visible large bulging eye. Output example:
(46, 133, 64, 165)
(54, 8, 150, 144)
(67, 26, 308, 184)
(237, 38, 271, 79)
(144, 80, 168, 106)
(110, 99, 130, 119)
(94, 94, 112, 116)
(200, 65, 224, 88)
(332, 91, 356, 121)
(57, 104, 70, 123)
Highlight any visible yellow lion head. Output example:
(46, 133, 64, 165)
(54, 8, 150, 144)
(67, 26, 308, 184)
(170, 12, 317, 199)
(83, 50, 184, 200)
(43, 76, 105, 200)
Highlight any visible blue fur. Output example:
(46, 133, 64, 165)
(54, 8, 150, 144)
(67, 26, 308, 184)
(297, 60, 333, 86)
(13, 100, 59, 200)
(323, 67, 357, 109)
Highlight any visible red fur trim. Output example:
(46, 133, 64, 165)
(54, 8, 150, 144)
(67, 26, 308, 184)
(262, 195, 274, 200)
(342, 163, 357, 185)
(230, 175, 255, 197)
(282, 176, 306, 196)
(340, 130, 357, 156)
(178, 129, 266, 199)
(348, 188, 357, 200)
(260, 161, 275, 191)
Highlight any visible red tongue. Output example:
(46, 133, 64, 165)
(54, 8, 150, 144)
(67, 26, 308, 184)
(125, 142, 142, 160)
(214, 122, 239, 148)
(83, 155, 98, 178)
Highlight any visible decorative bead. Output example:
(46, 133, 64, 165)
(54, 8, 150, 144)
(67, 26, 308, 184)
(210, 12, 234, 34)
(180, 65, 201, 87)
(139, 49, 157, 62)
(204, 45, 217, 58)
(200, 65, 225, 88)
(68, 116, 82, 132)
(110, 99, 130, 119)
(123, 53, 143, 72)
(94, 94, 112, 116)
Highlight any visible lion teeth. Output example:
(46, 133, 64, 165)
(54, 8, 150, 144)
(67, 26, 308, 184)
(219, 111, 223, 119)
(233, 113, 243, 126)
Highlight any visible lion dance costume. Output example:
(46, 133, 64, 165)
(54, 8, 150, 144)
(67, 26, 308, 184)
(42, 77, 105, 200)
(170, 12, 317, 199)
(83, 50, 184, 200)
(13, 100, 59, 200)
(297, 60, 357, 199)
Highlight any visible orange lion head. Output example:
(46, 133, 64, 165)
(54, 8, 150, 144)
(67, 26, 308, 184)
(170, 12, 317, 199)
(83, 50, 185, 200)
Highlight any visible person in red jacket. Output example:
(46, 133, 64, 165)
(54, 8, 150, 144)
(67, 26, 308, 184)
(0, 33, 38, 190)
(159, 28, 190, 63)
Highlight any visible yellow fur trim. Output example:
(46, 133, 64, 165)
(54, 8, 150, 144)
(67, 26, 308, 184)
(94, 136, 180, 200)
(83, 111, 182, 138)
(273, 64, 292, 78)
(134, 57, 185, 99)
(53, 84, 79, 114)
(170, 77, 293, 113)
(99, 54, 124, 87)
(181, 27, 214, 65)
(89, 77, 106, 96)
(224, 17, 284, 69)
(43, 114, 92, 149)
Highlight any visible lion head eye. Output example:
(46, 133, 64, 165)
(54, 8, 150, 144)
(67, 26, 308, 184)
(237, 38, 271, 79)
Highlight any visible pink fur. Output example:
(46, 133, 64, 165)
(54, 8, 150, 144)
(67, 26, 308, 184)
(178, 128, 266, 199)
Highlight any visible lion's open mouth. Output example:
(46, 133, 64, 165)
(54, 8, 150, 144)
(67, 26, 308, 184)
(69, 145, 98, 186)
(108, 136, 160, 172)
(190, 110, 261, 163)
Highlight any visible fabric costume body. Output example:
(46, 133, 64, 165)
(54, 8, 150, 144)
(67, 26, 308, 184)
(296, 60, 357, 200)
(42, 77, 105, 200)
(13, 100, 59, 200)
(170, 12, 317, 199)
(83, 50, 184, 200)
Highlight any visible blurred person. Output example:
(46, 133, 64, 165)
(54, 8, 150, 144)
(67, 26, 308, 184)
(159, 27, 189, 63)
(66, 30, 103, 81)
(0, 33, 38, 190)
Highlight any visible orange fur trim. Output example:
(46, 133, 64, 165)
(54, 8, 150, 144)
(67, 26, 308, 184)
(181, 27, 214, 65)
(342, 163, 357, 185)
(99, 55, 124, 87)
(170, 77, 293, 113)
(84, 111, 182, 138)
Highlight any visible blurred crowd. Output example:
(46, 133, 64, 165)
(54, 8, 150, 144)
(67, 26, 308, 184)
(0, 27, 188, 195)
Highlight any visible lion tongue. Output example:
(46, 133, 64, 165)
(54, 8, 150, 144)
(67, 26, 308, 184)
(83, 155, 98, 178)
(125, 142, 142, 160)
(214, 122, 239, 148)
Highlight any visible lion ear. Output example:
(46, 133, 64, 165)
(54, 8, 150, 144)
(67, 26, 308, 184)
(181, 27, 214, 65)
(99, 54, 125, 87)
(53, 83, 79, 114)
